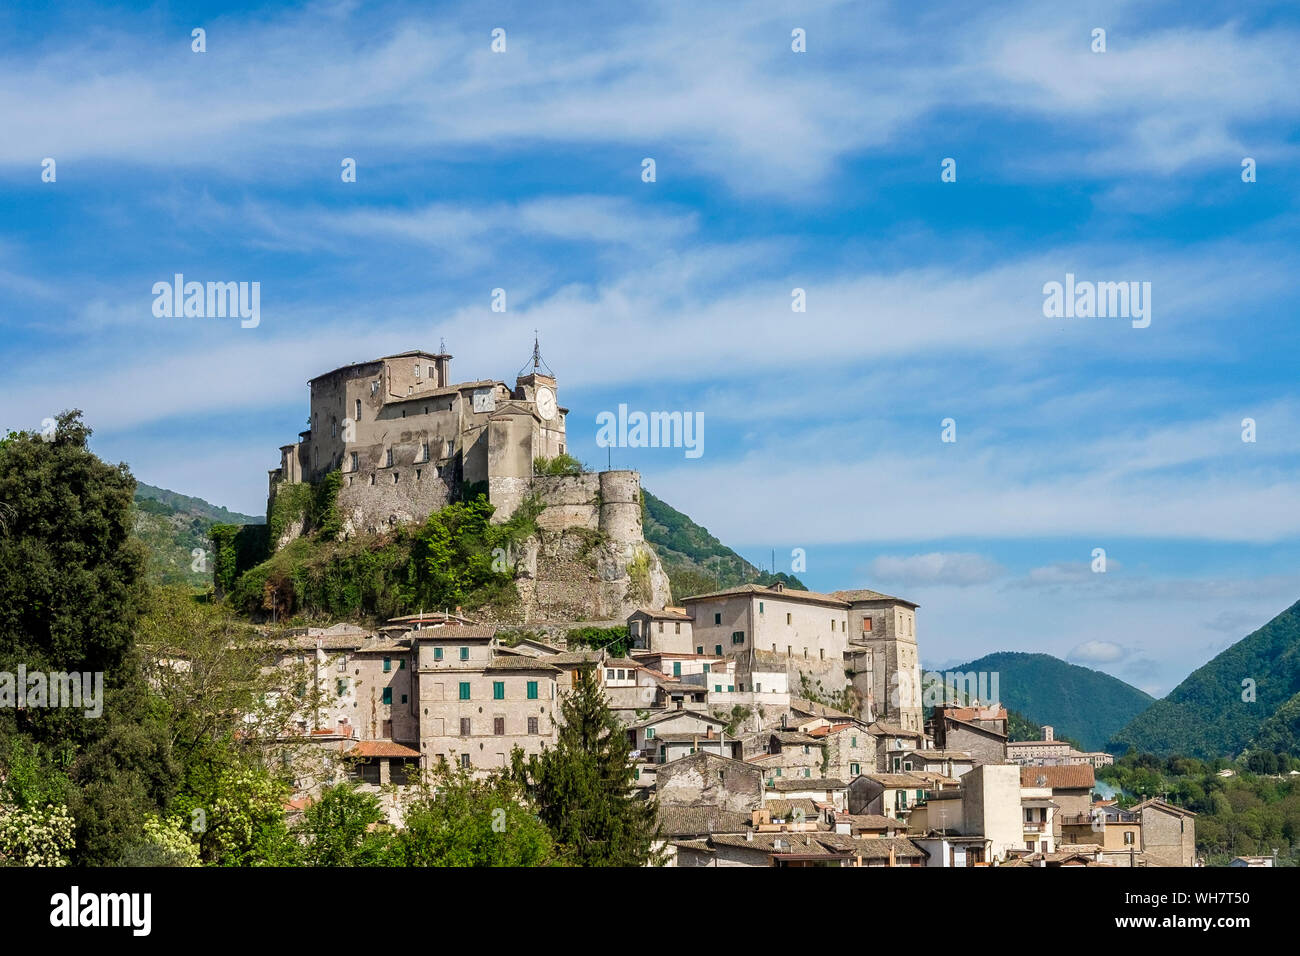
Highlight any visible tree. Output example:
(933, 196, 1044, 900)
(510, 669, 663, 866)
(389, 763, 556, 866)
(294, 783, 390, 866)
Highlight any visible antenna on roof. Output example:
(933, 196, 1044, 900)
(518, 330, 554, 378)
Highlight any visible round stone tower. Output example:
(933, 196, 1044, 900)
(598, 470, 643, 543)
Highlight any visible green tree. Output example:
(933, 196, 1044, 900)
(295, 783, 390, 866)
(389, 763, 556, 866)
(510, 669, 663, 866)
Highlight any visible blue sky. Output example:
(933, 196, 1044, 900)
(3, 0, 1300, 696)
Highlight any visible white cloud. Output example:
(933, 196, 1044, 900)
(869, 552, 1004, 587)
(1068, 640, 1129, 664)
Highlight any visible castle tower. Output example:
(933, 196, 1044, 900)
(835, 590, 924, 733)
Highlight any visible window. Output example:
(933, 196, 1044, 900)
(528, 716, 539, 734)
(804, 768, 811, 778)
(727, 685, 734, 692)
(382, 688, 392, 705)
(399, 659, 406, 670)
(851, 762, 860, 775)
(863, 617, 872, 633)
(715, 685, 722, 693)
(459, 647, 469, 661)
(731, 630, 744, 644)
(696, 647, 703, 654)
(393, 472, 399, 483)
(458, 682, 471, 700)
(606, 669, 615, 680)
(527, 681, 538, 700)
(831, 619, 836, 632)
(675, 622, 681, 634)
(401, 694, 408, 704)
(714, 645, 722, 656)
(803, 745, 810, 755)
(428, 365, 435, 379)
(349, 451, 357, 472)
(714, 613, 721, 625)
(493, 681, 505, 700)
(414, 363, 421, 379)
(460, 717, 471, 736)
(368, 474, 375, 486)
(383, 657, 391, 672)
(434, 647, 443, 661)
(355, 399, 361, 420)
(851, 737, 857, 747)
(673, 662, 681, 677)
(385, 448, 393, 467)
(1124, 831, 1135, 845)
(460, 753, 470, 768)
(494, 717, 505, 735)
(658, 621, 664, 633)
(331, 419, 337, 438)
(703, 664, 710, 674)
(645, 727, 656, 739)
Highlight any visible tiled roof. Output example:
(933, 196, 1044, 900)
(409, 625, 498, 640)
(1020, 765, 1096, 790)
(829, 589, 919, 609)
(657, 806, 751, 837)
(632, 607, 692, 621)
(347, 740, 421, 759)
(680, 583, 850, 609)
(834, 813, 899, 830)
(767, 778, 848, 792)
(853, 772, 934, 788)
(484, 658, 560, 673)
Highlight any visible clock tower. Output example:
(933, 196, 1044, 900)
(515, 333, 566, 459)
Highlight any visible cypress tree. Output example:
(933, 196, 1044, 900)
(511, 667, 663, 866)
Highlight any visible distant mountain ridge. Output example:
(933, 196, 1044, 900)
(1113, 599, 1300, 759)
(132, 482, 262, 587)
(942, 651, 1154, 752)
(641, 488, 805, 599)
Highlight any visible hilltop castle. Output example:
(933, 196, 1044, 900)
(267, 340, 671, 618)
(270, 340, 574, 539)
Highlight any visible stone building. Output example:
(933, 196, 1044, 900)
(1019, 764, 1095, 838)
(1132, 798, 1197, 867)
(656, 751, 763, 813)
(270, 344, 566, 538)
(627, 607, 693, 654)
(681, 583, 849, 665)
(413, 626, 561, 772)
(834, 589, 924, 734)
(931, 705, 1008, 766)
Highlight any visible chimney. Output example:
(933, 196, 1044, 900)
(433, 350, 452, 387)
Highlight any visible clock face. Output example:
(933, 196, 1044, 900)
(536, 385, 557, 421)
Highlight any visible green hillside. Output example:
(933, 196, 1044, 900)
(132, 482, 262, 587)
(1112, 600, 1300, 759)
(944, 651, 1154, 752)
(642, 488, 804, 599)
